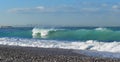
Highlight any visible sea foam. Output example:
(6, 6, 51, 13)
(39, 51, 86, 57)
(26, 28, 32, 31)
(0, 38, 120, 58)
(0, 37, 120, 58)
(0, 38, 120, 52)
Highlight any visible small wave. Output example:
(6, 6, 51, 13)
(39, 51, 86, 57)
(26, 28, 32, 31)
(0, 37, 120, 52)
(73, 50, 120, 58)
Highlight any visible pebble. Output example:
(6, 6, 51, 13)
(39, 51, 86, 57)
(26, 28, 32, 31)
(0, 46, 119, 62)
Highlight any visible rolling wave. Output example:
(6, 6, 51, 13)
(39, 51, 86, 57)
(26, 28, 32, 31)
(32, 27, 120, 41)
(1, 27, 120, 41)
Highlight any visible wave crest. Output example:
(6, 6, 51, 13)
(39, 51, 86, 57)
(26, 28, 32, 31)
(32, 27, 120, 41)
(95, 27, 108, 31)
(32, 28, 57, 38)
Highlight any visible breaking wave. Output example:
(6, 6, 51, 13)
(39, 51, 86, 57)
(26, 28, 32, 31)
(32, 27, 120, 41)
(1, 27, 120, 41)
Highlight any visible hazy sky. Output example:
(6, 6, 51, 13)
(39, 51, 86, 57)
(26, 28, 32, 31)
(0, 0, 120, 26)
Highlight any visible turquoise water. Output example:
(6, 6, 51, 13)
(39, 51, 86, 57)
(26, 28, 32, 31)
(0, 27, 120, 58)
(0, 27, 120, 41)
(0, 27, 32, 38)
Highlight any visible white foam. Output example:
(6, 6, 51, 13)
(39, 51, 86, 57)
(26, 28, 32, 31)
(32, 28, 55, 38)
(32, 28, 65, 38)
(0, 37, 120, 58)
(73, 50, 120, 58)
(95, 27, 108, 31)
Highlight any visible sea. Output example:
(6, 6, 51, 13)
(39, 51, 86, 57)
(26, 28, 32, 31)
(0, 26, 120, 58)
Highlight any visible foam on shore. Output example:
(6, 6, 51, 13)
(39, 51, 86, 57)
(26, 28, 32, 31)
(0, 37, 120, 58)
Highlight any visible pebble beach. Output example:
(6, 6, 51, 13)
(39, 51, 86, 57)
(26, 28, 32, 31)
(0, 45, 119, 62)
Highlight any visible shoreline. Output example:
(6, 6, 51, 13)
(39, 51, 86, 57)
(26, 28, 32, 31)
(0, 45, 119, 62)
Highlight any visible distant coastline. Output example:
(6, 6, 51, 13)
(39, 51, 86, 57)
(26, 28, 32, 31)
(1, 25, 120, 28)
(0, 26, 13, 28)
(11, 24, 120, 28)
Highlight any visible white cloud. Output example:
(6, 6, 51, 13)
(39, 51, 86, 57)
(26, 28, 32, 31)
(111, 5, 120, 13)
(112, 5, 119, 9)
(36, 6, 45, 10)
(8, 6, 80, 14)
(8, 6, 46, 13)
(8, 5, 113, 14)
(81, 7, 100, 12)
(8, 8, 30, 13)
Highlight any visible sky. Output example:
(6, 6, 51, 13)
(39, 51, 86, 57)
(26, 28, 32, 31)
(0, 0, 120, 26)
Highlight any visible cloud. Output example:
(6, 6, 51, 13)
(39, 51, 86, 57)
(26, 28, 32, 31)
(8, 6, 46, 13)
(8, 6, 80, 14)
(8, 4, 117, 14)
(81, 8, 100, 12)
(110, 5, 120, 14)
(112, 5, 119, 9)
(8, 8, 30, 13)
(36, 6, 45, 10)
